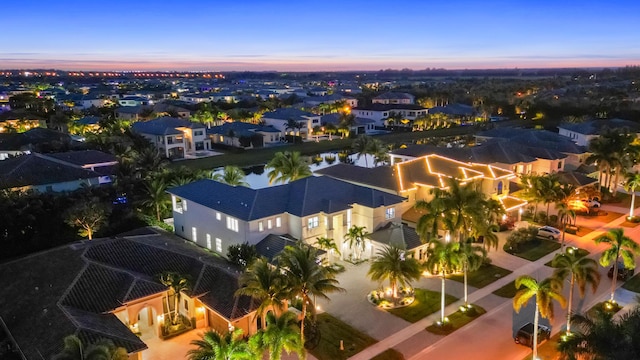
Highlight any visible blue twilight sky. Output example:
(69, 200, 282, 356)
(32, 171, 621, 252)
(1, 0, 639, 71)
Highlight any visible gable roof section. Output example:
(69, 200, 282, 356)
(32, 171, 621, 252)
(396, 155, 487, 191)
(168, 177, 406, 220)
(262, 108, 318, 121)
(367, 222, 423, 250)
(353, 103, 425, 111)
(65, 307, 147, 354)
(43, 150, 117, 166)
(0, 154, 102, 189)
(314, 163, 400, 193)
(254, 234, 299, 263)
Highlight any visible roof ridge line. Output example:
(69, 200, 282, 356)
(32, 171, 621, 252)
(57, 262, 91, 311)
(4, 154, 32, 179)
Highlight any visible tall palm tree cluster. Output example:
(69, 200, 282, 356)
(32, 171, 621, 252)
(513, 227, 640, 359)
(587, 127, 640, 196)
(266, 151, 312, 185)
(351, 135, 389, 167)
(415, 178, 504, 250)
(188, 242, 344, 360)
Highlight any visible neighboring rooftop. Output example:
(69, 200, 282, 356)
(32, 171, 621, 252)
(0, 154, 102, 189)
(262, 108, 318, 121)
(0, 228, 255, 360)
(367, 222, 423, 250)
(353, 103, 425, 111)
(476, 128, 588, 154)
(428, 103, 476, 116)
(43, 150, 117, 167)
(558, 118, 640, 135)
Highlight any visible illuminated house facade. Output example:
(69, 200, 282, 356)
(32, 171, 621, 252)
(168, 176, 407, 260)
(131, 117, 211, 159)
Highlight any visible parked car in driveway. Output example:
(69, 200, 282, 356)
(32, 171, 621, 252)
(537, 226, 561, 240)
(514, 323, 551, 348)
(581, 199, 601, 208)
(608, 262, 635, 280)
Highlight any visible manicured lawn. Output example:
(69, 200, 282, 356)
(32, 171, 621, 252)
(388, 289, 458, 323)
(371, 349, 405, 360)
(308, 313, 377, 360)
(622, 272, 640, 292)
(545, 247, 590, 267)
(426, 305, 487, 335)
(492, 280, 518, 298)
(448, 263, 512, 288)
(505, 239, 561, 261)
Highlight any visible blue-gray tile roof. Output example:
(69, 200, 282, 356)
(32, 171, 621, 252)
(262, 108, 318, 121)
(558, 118, 640, 135)
(168, 176, 406, 220)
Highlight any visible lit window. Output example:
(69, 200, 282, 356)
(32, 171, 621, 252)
(215, 238, 222, 252)
(276, 217, 282, 227)
(206, 234, 212, 249)
(258, 221, 264, 232)
(308, 216, 319, 229)
(385, 207, 395, 220)
(226, 216, 239, 232)
(173, 196, 184, 213)
(216, 212, 221, 221)
(267, 219, 273, 229)
(191, 227, 197, 242)
(183, 200, 187, 211)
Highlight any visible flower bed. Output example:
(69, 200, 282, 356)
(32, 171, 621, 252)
(367, 287, 415, 309)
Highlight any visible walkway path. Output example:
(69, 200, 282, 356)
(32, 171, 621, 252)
(347, 203, 637, 360)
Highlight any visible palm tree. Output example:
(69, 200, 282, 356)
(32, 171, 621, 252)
(368, 245, 422, 301)
(53, 335, 128, 360)
(537, 173, 563, 220)
(141, 177, 169, 221)
(187, 329, 256, 360)
(235, 258, 287, 323)
(352, 135, 374, 167)
(520, 174, 544, 222)
(344, 225, 367, 260)
(213, 165, 249, 187)
(158, 271, 191, 325)
(254, 311, 305, 360)
(315, 237, 340, 263)
(557, 306, 640, 360)
(595, 228, 640, 302)
(587, 134, 616, 193)
(551, 250, 601, 335)
(455, 242, 487, 306)
(415, 189, 448, 243)
(425, 240, 461, 322)
(556, 202, 576, 250)
(284, 118, 303, 137)
(441, 178, 485, 242)
(323, 122, 337, 140)
(624, 171, 640, 218)
(513, 275, 567, 360)
(472, 223, 500, 252)
(276, 243, 345, 343)
(266, 151, 311, 185)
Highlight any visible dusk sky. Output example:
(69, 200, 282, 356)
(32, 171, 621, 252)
(2, 0, 639, 71)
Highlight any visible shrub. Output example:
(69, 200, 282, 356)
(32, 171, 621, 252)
(536, 211, 547, 224)
(504, 226, 538, 252)
(227, 242, 258, 268)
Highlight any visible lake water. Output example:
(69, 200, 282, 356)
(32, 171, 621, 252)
(212, 152, 378, 189)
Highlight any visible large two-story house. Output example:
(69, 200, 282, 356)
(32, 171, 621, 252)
(316, 153, 527, 227)
(351, 104, 428, 126)
(167, 176, 407, 260)
(131, 117, 211, 159)
(558, 118, 640, 146)
(207, 121, 282, 148)
(261, 108, 322, 139)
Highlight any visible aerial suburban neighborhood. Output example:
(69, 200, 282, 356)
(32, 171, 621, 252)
(2, 2, 640, 360)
